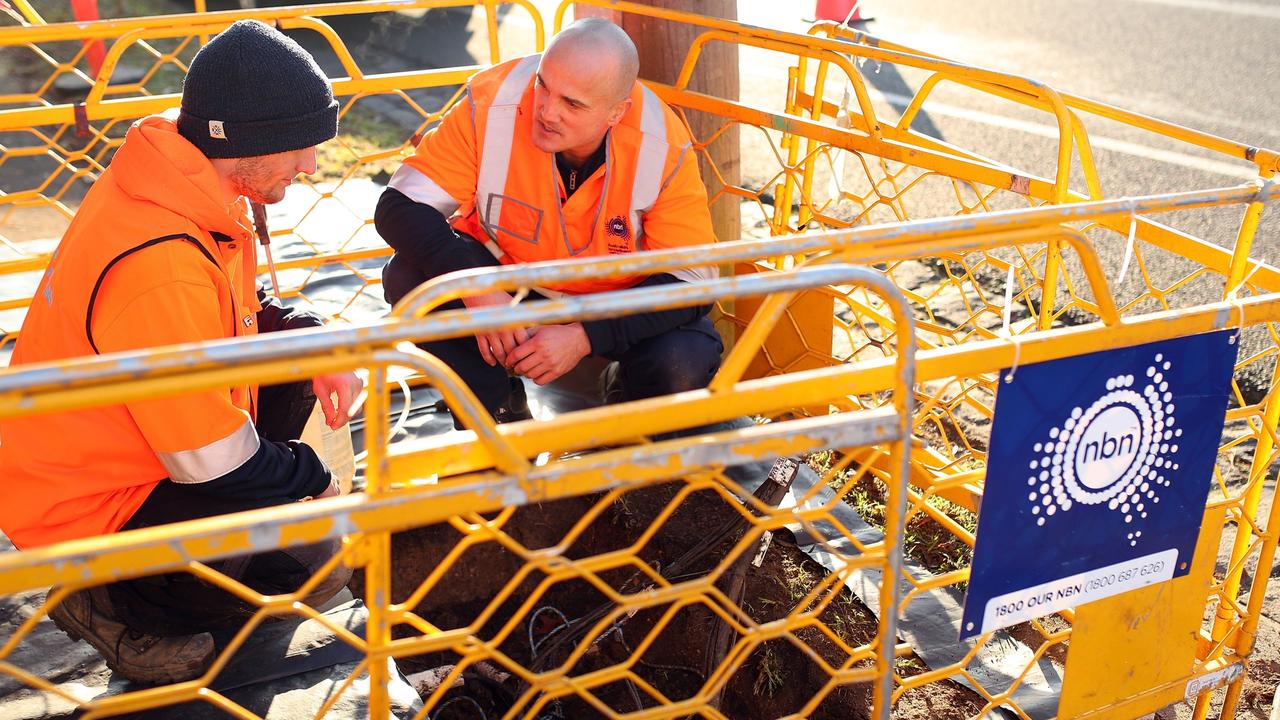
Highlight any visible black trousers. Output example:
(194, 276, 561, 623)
(108, 380, 351, 637)
(382, 243, 724, 413)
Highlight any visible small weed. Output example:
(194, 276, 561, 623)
(779, 553, 810, 603)
(828, 605, 852, 639)
(903, 495, 977, 578)
(752, 644, 786, 697)
(806, 449, 835, 475)
(609, 494, 643, 532)
(894, 656, 925, 675)
(831, 471, 977, 581)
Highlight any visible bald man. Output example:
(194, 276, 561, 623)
(377, 18, 722, 424)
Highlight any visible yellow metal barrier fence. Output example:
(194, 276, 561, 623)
(0, 2, 1276, 719)
(0, 240, 920, 718)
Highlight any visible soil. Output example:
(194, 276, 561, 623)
(350, 477, 989, 719)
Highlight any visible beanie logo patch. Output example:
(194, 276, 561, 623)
(208, 120, 226, 140)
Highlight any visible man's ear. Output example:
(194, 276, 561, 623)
(607, 97, 633, 127)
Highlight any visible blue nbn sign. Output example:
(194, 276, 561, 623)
(960, 331, 1236, 638)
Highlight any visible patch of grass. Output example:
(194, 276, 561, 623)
(778, 553, 810, 603)
(894, 655, 925, 675)
(824, 595, 868, 642)
(840, 474, 888, 527)
(316, 105, 412, 182)
(752, 643, 786, 698)
(806, 449, 835, 475)
(903, 495, 977, 579)
(339, 105, 412, 148)
(805, 449, 978, 581)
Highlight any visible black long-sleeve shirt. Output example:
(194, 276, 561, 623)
(375, 187, 710, 358)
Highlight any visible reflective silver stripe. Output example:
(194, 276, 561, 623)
(477, 54, 541, 242)
(479, 238, 565, 299)
(388, 164, 460, 217)
(672, 265, 720, 283)
(156, 418, 259, 484)
(482, 238, 504, 261)
(629, 84, 670, 248)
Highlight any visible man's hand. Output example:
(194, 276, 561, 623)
(463, 291, 530, 367)
(508, 323, 591, 386)
(316, 477, 343, 499)
(312, 371, 364, 429)
(300, 476, 343, 502)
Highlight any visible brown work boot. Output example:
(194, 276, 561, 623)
(48, 587, 215, 685)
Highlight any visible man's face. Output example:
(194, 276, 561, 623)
(228, 146, 318, 204)
(530, 49, 630, 163)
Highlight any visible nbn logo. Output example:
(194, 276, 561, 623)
(1081, 429, 1137, 463)
(1075, 403, 1143, 491)
(1024, 354, 1179, 535)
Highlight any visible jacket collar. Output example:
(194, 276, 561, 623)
(111, 111, 256, 245)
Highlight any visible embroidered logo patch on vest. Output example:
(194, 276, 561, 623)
(605, 215, 630, 254)
(242, 314, 254, 328)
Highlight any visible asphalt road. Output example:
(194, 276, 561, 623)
(745, 0, 1279, 185)
(743, 1, 1277, 216)
(731, 0, 1279, 395)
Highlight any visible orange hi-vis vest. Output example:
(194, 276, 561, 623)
(390, 54, 717, 295)
(0, 113, 264, 548)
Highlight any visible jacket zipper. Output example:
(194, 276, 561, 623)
(569, 169, 577, 192)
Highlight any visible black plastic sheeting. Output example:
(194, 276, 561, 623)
(0, 588, 422, 720)
(782, 470, 1063, 720)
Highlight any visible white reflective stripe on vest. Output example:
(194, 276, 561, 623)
(477, 54, 541, 243)
(156, 418, 260, 484)
(670, 265, 719, 283)
(388, 164, 460, 217)
(629, 84, 669, 248)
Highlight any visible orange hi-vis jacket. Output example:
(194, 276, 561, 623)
(0, 113, 266, 548)
(389, 54, 717, 295)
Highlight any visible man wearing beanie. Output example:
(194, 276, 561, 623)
(0, 20, 360, 685)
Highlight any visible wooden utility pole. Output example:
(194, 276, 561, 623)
(575, 1, 742, 242)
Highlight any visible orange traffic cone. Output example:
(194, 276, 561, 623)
(70, 0, 106, 78)
(814, 0, 864, 23)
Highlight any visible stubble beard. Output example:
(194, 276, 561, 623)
(229, 156, 286, 205)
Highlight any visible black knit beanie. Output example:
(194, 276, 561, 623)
(177, 20, 338, 158)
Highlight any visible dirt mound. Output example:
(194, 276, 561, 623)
(351, 477, 985, 719)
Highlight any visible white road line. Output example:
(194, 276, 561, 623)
(874, 91, 1259, 180)
(1123, 0, 1280, 20)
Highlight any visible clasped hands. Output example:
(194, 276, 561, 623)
(463, 290, 590, 385)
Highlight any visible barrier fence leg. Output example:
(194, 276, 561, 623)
(1038, 239, 1064, 330)
(1195, 361, 1280, 720)
(1219, 403, 1280, 719)
(364, 367, 393, 720)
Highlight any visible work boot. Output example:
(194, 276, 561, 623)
(49, 587, 215, 685)
(492, 376, 533, 424)
(450, 377, 532, 430)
